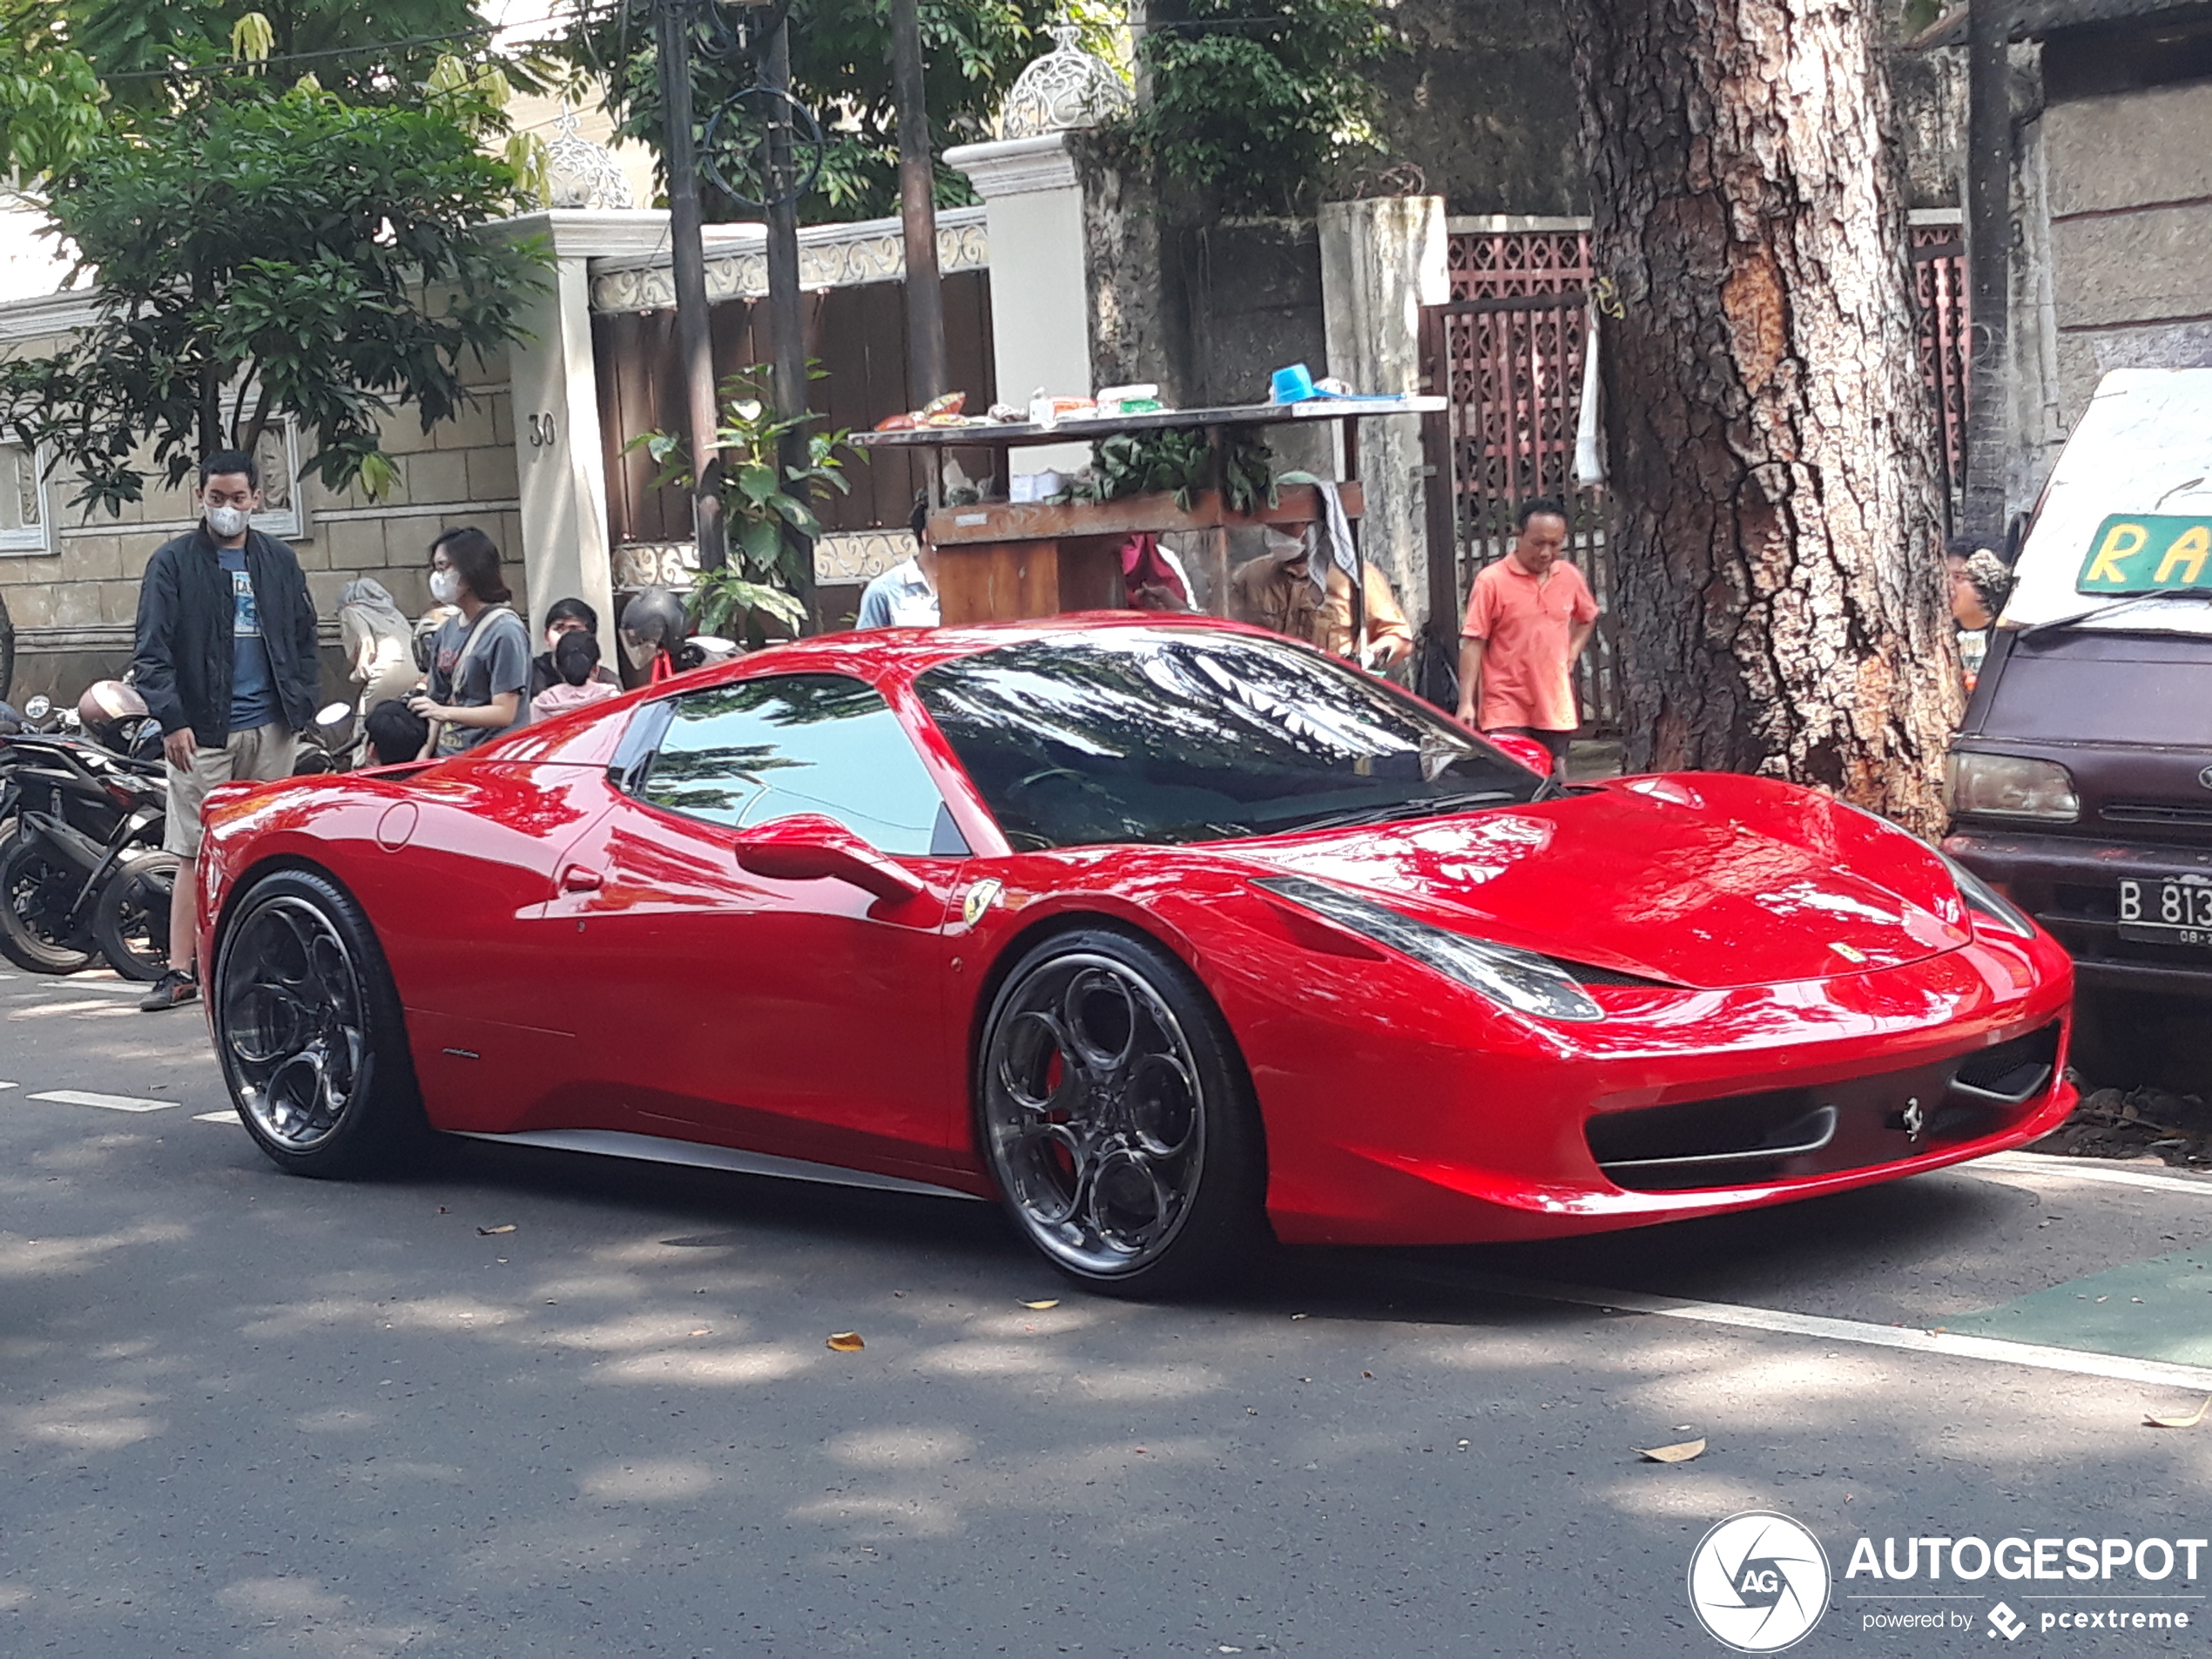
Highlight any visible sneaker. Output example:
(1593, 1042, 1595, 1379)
(139, 969, 199, 1012)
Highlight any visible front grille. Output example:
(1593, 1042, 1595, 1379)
(2103, 800, 2212, 829)
(1585, 1019, 2062, 1192)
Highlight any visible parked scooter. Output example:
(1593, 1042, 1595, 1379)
(0, 694, 172, 978)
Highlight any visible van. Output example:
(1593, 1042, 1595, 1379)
(1943, 368, 2212, 1002)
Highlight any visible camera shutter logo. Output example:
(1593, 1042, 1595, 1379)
(1687, 1512, 1831, 1653)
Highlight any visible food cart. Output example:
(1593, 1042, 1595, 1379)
(845, 397, 1442, 624)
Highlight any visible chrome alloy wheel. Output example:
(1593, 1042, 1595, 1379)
(217, 895, 368, 1150)
(982, 951, 1208, 1276)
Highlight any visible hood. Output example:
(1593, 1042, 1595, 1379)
(1236, 782, 1969, 990)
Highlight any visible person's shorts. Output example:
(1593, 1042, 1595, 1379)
(165, 723, 299, 857)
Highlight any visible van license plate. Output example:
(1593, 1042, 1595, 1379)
(2118, 877, 2212, 947)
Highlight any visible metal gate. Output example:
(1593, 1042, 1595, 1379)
(1423, 222, 1972, 737)
(1422, 225, 1620, 732)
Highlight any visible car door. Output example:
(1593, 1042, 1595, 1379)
(543, 672, 972, 1179)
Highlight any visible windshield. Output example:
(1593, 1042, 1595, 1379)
(913, 630, 1545, 850)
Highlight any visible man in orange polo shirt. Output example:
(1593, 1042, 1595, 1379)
(1455, 496, 1600, 772)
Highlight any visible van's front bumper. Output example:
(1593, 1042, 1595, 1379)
(1945, 824, 2212, 999)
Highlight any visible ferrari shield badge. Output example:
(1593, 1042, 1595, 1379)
(1829, 941, 1869, 966)
(961, 879, 1004, 928)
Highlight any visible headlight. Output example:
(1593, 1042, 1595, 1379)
(1256, 874, 1602, 1022)
(1939, 853, 2035, 939)
(1945, 752, 2079, 821)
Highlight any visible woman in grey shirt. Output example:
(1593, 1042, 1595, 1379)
(409, 527, 532, 756)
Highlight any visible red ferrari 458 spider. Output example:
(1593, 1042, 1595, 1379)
(196, 615, 2074, 1292)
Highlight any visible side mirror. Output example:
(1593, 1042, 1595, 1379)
(316, 701, 354, 728)
(1485, 732, 1554, 778)
(732, 813, 927, 905)
(23, 694, 50, 719)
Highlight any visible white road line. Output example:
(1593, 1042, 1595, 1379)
(27, 1089, 176, 1114)
(192, 1110, 239, 1125)
(1966, 1150, 2212, 1197)
(0, 1081, 16, 1089)
(1403, 1269, 2212, 1393)
(10, 1000, 132, 1017)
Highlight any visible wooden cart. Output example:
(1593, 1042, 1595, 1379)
(846, 398, 1439, 625)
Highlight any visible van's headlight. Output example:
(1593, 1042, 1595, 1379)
(1938, 853, 2036, 939)
(1945, 752, 2079, 822)
(1256, 874, 1603, 1022)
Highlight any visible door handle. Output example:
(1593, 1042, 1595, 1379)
(558, 864, 604, 893)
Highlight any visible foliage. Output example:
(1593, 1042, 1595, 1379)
(1221, 429, 1277, 516)
(0, 2, 106, 181)
(1069, 427, 1275, 514)
(1076, 428, 1211, 511)
(1130, 0, 1398, 217)
(560, 0, 1118, 221)
(0, 82, 549, 514)
(630, 370, 853, 637)
(63, 0, 510, 111)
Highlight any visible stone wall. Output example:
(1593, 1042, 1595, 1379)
(0, 293, 523, 704)
(2040, 77, 2212, 414)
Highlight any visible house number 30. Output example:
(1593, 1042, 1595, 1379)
(528, 412, 559, 448)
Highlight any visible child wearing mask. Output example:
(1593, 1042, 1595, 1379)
(532, 631, 622, 715)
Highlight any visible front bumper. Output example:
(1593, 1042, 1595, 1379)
(1945, 824, 2212, 1000)
(1250, 930, 2075, 1247)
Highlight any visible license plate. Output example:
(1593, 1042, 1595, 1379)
(2118, 876, 2212, 947)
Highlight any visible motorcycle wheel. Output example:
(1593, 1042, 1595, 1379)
(0, 834, 98, 974)
(91, 850, 179, 982)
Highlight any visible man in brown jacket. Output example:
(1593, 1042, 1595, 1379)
(1228, 531, 1413, 668)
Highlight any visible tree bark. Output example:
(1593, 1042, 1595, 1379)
(1566, 0, 1959, 834)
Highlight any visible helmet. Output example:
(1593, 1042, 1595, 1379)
(618, 587, 689, 670)
(78, 679, 148, 744)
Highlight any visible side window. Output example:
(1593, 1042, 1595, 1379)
(633, 674, 967, 857)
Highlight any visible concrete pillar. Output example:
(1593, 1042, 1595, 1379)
(943, 134, 1092, 472)
(500, 212, 620, 661)
(1319, 197, 1449, 637)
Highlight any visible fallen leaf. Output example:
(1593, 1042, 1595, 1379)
(2145, 1396, 2212, 1429)
(1022, 1298, 1060, 1310)
(1636, 1438, 1707, 1463)
(826, 1331, 865, 1352)
(477, 1224, 516, 1236)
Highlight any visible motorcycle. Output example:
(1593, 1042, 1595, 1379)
(292, 701, 359, 775)
(0, 700, 173, 979)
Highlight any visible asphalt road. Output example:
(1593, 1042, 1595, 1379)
(5, 965, 2212, 1657)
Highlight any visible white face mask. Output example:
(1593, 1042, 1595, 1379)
(206, 502, 251, 539)
(428, 568, 462, 607)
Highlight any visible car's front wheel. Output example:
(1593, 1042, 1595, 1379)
(977, 926, 1266, 1296)
(212, 867, 426, 1177)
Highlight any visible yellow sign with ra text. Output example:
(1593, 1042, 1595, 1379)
(2076, 514, 2212, 594)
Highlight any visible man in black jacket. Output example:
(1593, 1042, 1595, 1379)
(132, 450, 320, 1010)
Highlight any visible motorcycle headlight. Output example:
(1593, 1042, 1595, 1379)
(1945, 752, 2079, 822)
(1256, 873, 1603, 1022)
(1938, 853, 2036, 939)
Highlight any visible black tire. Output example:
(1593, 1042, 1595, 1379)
(89, 850, 178, 982)
(975, 925, 1268, 1297)
(0, 833, 97, 974)
(211, 867, 428, 1178)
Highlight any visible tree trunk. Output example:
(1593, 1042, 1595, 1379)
(1566, 0, 1959, 834)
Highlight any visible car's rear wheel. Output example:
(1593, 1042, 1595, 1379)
(978, 926, 1266, 1296)
(212, 867, 426, 1177)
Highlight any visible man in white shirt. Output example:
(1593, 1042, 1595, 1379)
(855, 497, 941, 629)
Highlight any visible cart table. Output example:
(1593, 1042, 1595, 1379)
(846, 397, 1441, 624)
